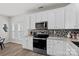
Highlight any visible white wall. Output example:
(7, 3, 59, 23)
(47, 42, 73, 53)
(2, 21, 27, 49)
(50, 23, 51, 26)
(0, 16, 9, 43)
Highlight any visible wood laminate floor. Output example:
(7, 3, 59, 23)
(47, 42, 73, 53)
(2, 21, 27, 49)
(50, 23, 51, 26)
(0, 42, 45, 56)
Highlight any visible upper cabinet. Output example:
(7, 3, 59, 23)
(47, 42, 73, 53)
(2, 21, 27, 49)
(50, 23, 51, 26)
(47, 7, 65, 29)
(30, 11, 49, 29)
(65, 4, 77, 29)
(35, 12, 42, 23)
(75, 4, 79, 29)
(54, 8, 65, 29)
(30, 7, 65, 29)
(40, 11, 48, 22)
(30, 4, 78, 29)
(30, 14, 37, 29)
(47, 10, 55, 29)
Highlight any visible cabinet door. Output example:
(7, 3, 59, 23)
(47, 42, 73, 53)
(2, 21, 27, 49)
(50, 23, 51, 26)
(22, 37, 33, 50)
(41, 11, 48, 22)
(65, 4, 76, 29)
(24, 16, 30, 30)
(55, 8, 65, 29)
(47, 39, 54, 55)
(35, 13, 41, 23)
(33, 12, 48, 24)
(47, 10, 55, 29)
(47, 39, 66, 56)
(22, 38, 28, 49)
(53, 40, 66, 56)
(27, 37, 33, 50)
(30, 14, 36, 29)
(75, 4, 79, 29)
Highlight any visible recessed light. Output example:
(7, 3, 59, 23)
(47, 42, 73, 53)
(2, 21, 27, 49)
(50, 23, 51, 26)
(38, 6, 44, 9)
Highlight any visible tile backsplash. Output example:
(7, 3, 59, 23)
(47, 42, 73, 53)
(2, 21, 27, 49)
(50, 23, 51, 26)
(31, 29, 79, 38)
(48, 29, 68, 37)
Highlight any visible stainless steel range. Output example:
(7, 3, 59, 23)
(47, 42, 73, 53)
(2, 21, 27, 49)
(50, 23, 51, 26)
(33, 31, 49, 55)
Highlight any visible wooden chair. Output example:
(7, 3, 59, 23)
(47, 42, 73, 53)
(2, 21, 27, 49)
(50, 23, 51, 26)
(0, 38, 5, 50)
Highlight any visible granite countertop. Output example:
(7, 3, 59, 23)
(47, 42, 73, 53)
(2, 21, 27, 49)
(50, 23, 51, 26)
(47, 36, 79, 55)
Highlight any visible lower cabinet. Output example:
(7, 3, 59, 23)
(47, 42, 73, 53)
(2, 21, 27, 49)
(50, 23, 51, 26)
(22, 36, 33, 51)
(22, 38, 28, 49)
(53, 40, 66, 56)
(27, 36, 33, 50)
(47, 39, 54, 55)
(47, 39, 66, 56)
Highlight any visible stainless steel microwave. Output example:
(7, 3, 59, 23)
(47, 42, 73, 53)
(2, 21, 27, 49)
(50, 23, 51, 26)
(35, 21, 48, 30)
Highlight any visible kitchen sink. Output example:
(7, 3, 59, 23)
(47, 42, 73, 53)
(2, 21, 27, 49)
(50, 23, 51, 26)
(72, 41, 79, 47)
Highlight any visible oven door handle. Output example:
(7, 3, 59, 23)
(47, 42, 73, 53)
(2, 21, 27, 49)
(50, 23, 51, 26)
(33, 38, 46, 40)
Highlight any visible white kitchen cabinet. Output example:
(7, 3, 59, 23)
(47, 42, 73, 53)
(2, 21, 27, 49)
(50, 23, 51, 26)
(22, 38, 28, 49)
(30, 7, 66, 29)
(27, 36, 33, 50)
(22, 36, 33, 51)
(30, 14, 37, 29)
(39, 8, 65, 29)
(35, 12, 42, 23)
(47, 38, 66, 56)
(31, 11, 49, 28)
(40, 11, 48, 22)
(76, 12, 79, 29)
(24, 15, 30, 30)
(47, 39, 54, 55)
(65, 4, 77, 29)
(75, 4, 79, 29)
(35, 11, 48, 23)
(47, 10, 55, 29)
(54, 8, 65, 29)
(29, 4, 78, 29)
(53, 40, 66, 56)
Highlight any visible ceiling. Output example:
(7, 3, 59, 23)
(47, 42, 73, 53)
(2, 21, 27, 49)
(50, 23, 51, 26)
(0, 3, 70, 17)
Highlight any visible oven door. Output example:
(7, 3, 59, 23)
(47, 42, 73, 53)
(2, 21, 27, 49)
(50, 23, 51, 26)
(33, 38, 46, 50)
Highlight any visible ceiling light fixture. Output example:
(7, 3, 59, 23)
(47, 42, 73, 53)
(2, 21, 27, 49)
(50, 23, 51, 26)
(38, 6, 44, 9)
